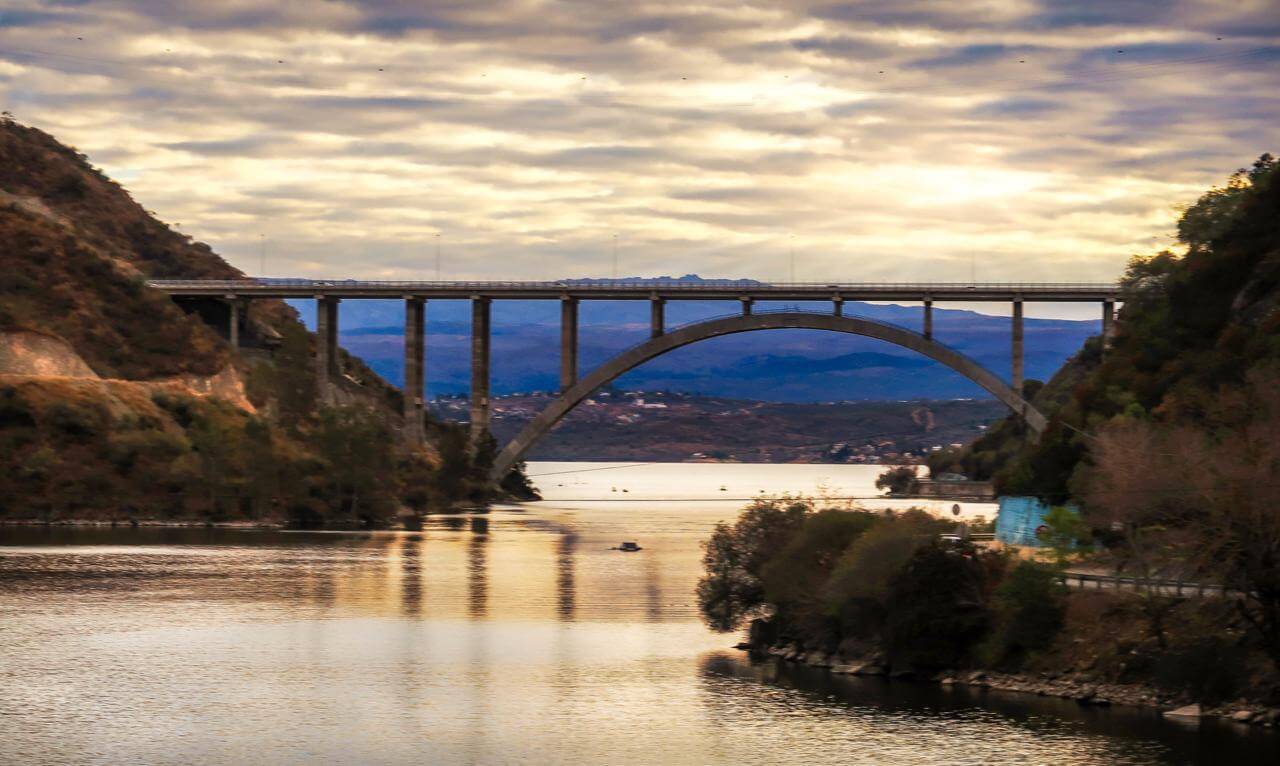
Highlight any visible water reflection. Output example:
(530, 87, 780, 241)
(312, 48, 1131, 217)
(2, 497, 1276, 765)
(556, 531, 578, 621)
(399, 533, 422, 617)
(467, 523, 489, 619)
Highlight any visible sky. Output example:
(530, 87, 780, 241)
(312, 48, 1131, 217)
(2, 0, 1279, 303)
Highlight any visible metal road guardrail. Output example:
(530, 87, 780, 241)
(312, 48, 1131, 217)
(147, 278, 1123, 301)
(1059, 571, 1233, 597)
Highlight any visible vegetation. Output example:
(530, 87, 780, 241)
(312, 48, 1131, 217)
(699, 498, 1278, 700)
(874, 466, 918, 495)
(699, 498, 1014, 670)
(922, 154, 1280, 673)
(0, 375, 512, 525)
(0, 117, 532, 523)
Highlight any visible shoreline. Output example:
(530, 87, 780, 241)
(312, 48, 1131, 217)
(744, 641, 1280, 729)
(0, 509, 498, 530)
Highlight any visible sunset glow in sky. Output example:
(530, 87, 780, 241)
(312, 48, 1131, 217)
(2, 1, 1278, 287)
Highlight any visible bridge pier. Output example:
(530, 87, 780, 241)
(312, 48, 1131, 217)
(403, 297, 426, 444)
(740, 297, 753, 316)
(1011, 299, 1024, 393)
(650, 297, 664, 338)
(832, 296, 843, 317)
(1102, 299, 1115, 350)
(316, 296, 340, 404)
(224, 295, 243, 350)
(923, 300, 933, 340)
(560, 297, 578, 392)
(470, 297, 491, 445)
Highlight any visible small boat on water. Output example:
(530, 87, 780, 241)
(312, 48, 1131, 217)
(612, 541, 643, 552)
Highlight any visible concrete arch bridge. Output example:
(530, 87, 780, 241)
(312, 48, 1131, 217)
(149, 279, 1121, 486)
(488, 309, 1047, 481)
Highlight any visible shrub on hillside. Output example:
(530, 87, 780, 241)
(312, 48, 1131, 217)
(882, 543, 997, 670)
(1153, 636, 1250, 705)
(981, 561, 1067, 667)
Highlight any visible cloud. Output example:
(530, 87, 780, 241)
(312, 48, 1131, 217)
(0, 0, 1275, 314)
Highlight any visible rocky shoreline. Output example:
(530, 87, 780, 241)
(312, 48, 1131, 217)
(743, 640, 1280, 729)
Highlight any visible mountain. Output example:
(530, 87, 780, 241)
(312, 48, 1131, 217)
(0, 118, 505, 524)
(289, 291, 1099, 402)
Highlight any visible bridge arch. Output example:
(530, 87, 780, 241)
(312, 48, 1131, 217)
(490, 312, 1046, 482)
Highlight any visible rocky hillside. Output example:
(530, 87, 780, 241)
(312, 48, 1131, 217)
(0, 117, 513, 523)
(930, 154, 1280, 500)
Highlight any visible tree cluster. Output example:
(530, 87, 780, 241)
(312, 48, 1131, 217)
(697, 499, 1067, 671)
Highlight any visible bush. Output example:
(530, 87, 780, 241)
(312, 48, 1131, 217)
(882, 543, 994, 669)
(45, 399, 105, 439)
(824, 510, 947, 639)
(982, 561, 1067, 666)
(761, 509, 879, 636)
(1154, 637, 1250, 705)
(697, 498, 808, 631)
(875, 466, 918, 495)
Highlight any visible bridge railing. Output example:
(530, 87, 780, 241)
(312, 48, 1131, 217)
(1058, 571, 1235, 598)
(146, 278, 1122, 292)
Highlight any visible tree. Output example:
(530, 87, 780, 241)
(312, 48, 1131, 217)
(1081, 366, 1280, 664)
(824, 510, 947, 639)
(875, 465, 918, 495)
(696, 498, 808, 631)
(1035, 505, 1090, 567)
(760, 509, 879, 636)
(983, 561, 1067, 665)
(882, 542, 995, 669)
(315, 405, 397, 525)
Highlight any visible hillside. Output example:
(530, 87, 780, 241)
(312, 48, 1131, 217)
(0, 117, 511, 524)
(930, 154, 1280, 501)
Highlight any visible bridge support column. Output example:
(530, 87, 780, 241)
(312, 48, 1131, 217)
(225, 295, 242, 350)
(1101, 299, 1115, 351)
(403, 297, 426, 445)
(650, 297, 665, 338)
(1011, 299, 1024, 394)
(560, 297, 578, 392)
(923, 300, 933, 340)
(740, 297, 753, 316)
(833, 297, 843, 317)
(470, 297, 491, 445)
(316, 296, 340, 404)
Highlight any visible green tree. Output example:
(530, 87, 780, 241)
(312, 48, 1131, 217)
(982, 561, 1067, 666)
(882, 543, 995, 669)
(1036, 505, 1090, 567)
(824, 510, 948, 639)
(315, 405, 397, 525)
(875, 465, 918, 495)
(696, 498, 808, 631)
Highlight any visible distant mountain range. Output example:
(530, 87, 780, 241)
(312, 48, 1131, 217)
(289, 276, 1100, 402)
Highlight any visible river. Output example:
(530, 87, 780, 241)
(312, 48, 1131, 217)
(1, 462, 1274, 765)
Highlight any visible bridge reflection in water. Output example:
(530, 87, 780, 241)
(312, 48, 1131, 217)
(150, 278, 1121, 480)
(4, 496, 1267, 765)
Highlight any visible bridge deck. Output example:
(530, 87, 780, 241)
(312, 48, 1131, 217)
(149, 279, 1121, 302)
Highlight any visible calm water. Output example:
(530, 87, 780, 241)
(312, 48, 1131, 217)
(1, 462, 1275, 765)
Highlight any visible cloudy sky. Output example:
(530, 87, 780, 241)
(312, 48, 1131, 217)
(2, 1, 1278, 295)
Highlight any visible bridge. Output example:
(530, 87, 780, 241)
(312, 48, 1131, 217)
(149, 279, 1122, 482)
